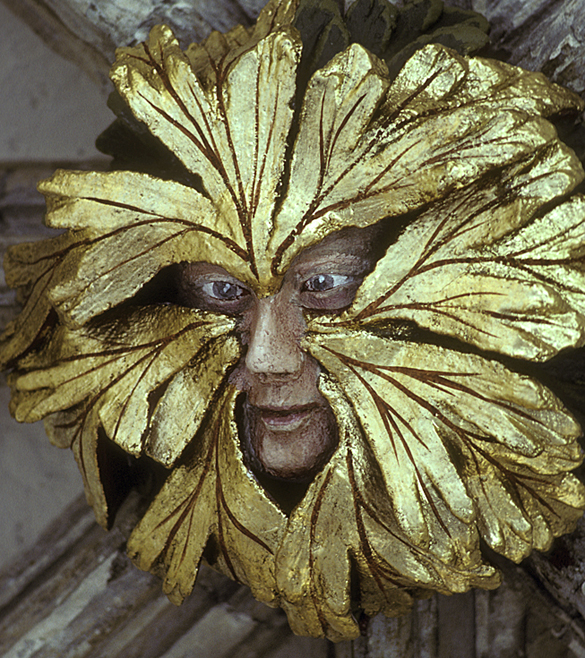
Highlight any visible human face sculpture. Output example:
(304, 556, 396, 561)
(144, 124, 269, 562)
(177, 225, 382, 494)
(3, 0, 585, 642)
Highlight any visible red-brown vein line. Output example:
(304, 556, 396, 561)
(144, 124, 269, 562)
(269, 88, 331, 276)
(154, 426, 216, 533)
(346, 451, 403, 589)
(504, 259, 585, 296)
(359, 189, 500, 320)
(417, 475, 452, 538)
(111, 348, 161, 444)
(250, 81, 280, 222)
(349, 458, 401, 593)
(304, 92, 371, 214)
(249, 59, 261, 221)
(328, 94, 367, 166)
(347, 450, 440, 570)
(382, 301, 499, 338)
(216, 511, 238, 581)
(350, 354, 544, 425)
(270, 95, 378, 274)
(215, 404, 274, 555)
(140, 42, 249, 247)
(353, 199, 471, 320)
(139, 93, 216, 164)
(85, 229, 191, 281)
(215, 85, 248, 219)
(507, 216, 577, 257)
(217, 484, 274, 554)
(325, 345, 537, 452)
(309, 467, 334, 635)
(11, 267, 55, 335)
(382, 65, 446, 127)
(58, 209, 248, 261)
(272, 93, 405, 274)
(318, 88, 328, 188)
(142, 41, 219, 166)
(34, 322, 203, 398)
(212, 412, 239, 581)
(41, 320, 207, 369)
(339, 354, 429, 452)
(143, 82, 248, 235)
(467, 439, 559, 517)
(214, 70, 256, 275)
(314, 96, 417, 217)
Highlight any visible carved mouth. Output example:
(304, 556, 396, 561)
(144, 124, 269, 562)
(255, 403, 319, 431)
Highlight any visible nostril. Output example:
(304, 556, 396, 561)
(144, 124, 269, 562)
(251, 353, 305, 382)
(245, 337, 304, 378)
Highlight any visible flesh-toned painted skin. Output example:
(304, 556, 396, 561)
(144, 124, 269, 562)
(176, 224, 384, 483)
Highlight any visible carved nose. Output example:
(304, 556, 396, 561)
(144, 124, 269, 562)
(245, 296, 304, 378)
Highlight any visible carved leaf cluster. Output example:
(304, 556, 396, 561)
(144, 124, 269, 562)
(2, 0, 585, 641)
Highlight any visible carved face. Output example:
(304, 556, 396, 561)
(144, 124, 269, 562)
(3, 0, 585, 642)
(177, 225, 383, 491)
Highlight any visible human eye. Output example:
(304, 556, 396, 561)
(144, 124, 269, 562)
(300, 273, 361, 311)
(202, 280, 249, 301)
(176, 264, 252, 315)
(302, 274, 353, 293)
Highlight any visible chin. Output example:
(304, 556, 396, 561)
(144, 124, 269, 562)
(238, 396, 339, 485)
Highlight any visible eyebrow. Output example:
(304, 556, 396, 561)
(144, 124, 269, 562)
(293, 255, 372, 277)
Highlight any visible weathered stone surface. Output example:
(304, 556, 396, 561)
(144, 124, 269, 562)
(0, 0, 260, 92)
(0, 493, 331, 658)
(4, 0, 585, 100)
(0, 3, 112, 162)
(445, 0, 585, 96)
(3, 495, 585, 657)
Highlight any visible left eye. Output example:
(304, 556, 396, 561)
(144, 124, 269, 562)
(302, 274, 351, 292)
(202, 281, 248, 301)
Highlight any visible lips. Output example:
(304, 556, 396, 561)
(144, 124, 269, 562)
(254, 403, 319, 431)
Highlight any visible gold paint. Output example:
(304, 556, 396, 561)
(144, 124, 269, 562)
(2, 0, 585, 641)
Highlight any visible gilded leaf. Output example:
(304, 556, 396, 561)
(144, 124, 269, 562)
(110, 25, 301, 285)
(341, 174, 585, 360)
(0, 232, 91, 367)
(11, 306, 237, 465)
(2, 3, 585, 643)
(186, 0, 299, 87)
(268, 43, 583, 276)
(275, 375, 499, 640)
(38, 170, 250, 326)
(307, 330, 585, 562)
(44, 406, 109, 527)
(128, 387, 285, 605)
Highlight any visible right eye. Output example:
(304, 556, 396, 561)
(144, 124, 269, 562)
(176, 266, 252, 315)
(202, 281, 249, 301)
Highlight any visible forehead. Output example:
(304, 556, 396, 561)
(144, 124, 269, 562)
(181, 222, 386, 284)
(289, 223, 385, 271)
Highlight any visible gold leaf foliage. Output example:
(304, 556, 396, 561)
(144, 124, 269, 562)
(307, 332, 585, 563)
(340, 171, 585, 361)
(127, 387, 285, 606)
(274, 375, 500, 641)
(10, 306, 239, 524)
(2, 0, 585, 641)
(268, 41, 583, 275)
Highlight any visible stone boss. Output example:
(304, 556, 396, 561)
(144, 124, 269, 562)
(2, 0, 585, 641)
